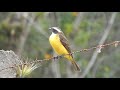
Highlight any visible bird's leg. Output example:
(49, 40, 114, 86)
(53, 55, 63, 61)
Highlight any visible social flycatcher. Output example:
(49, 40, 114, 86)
(49, 27, 80, 71)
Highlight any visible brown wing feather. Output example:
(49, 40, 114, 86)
(58, 32, 80, 71)
(58, 32, 73, 58)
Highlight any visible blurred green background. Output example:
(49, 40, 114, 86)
(0, 12, 120, 78)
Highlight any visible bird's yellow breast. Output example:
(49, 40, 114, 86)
(49, 33, 68, 55)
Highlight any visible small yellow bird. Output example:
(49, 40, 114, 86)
(49, 27, 80, 71)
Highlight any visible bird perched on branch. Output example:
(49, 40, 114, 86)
(49, 27, 80, 71)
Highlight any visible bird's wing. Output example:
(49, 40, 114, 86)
(58, 32, 73, 58)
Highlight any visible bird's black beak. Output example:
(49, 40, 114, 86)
(49, 28, 52, 32)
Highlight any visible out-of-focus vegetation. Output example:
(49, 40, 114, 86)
(0, 12, 120, 78)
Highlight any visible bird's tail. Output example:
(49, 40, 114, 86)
(71, 60, 81, 71)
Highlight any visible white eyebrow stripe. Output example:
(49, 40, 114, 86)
(52, 27, 62, 32)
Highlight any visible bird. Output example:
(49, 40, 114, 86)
(49, 27, 80, 71)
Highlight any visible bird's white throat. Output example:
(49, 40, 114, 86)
(50, 32, 56, 39)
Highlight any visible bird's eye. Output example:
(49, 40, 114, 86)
(53, 29, 58, 34)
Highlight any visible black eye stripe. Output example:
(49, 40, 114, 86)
(53, 29, 58, 34)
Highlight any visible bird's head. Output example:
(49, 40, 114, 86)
(49, 27, 62, 34)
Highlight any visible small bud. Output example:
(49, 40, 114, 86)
(115, 41, 119, 47)
(97, 48, 101, 53)
(97, 45, 103, 53)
